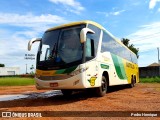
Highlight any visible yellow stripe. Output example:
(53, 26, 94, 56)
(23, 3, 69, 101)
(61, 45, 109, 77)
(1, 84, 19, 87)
(122, 59, 139, 83)
(36, 69, 56, 76)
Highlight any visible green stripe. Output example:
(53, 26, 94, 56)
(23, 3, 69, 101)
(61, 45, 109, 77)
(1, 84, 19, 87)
(111, 54, 127, 80)
(55, 69, 66, 74)
(55, 66, 77, 74)
(64, 66, 77, 73)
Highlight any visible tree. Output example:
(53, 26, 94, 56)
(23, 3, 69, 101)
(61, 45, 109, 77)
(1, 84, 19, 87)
(0, 64, 5, 67)
(121, 38, 139, 58)
(30, 65, 34, 74)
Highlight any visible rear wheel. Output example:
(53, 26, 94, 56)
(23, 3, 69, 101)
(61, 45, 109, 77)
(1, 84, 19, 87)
(61, 89, 73, 96)
(129, 76, 135, 88)
(96, 76, 107, 97)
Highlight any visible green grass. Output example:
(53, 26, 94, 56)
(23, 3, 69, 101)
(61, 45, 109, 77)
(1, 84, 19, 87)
(0, 77, 35, 86)
(0, 76, 159, 86)
(140, 77, 160, 83)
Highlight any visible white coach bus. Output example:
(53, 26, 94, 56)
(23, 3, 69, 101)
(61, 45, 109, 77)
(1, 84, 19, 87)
(28, 20, 139, 97)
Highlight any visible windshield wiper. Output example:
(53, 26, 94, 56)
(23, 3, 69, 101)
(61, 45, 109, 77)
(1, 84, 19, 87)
(47, 43, 57, 61)
(52, 43, 57, 57)
(51, 43, 58, 60)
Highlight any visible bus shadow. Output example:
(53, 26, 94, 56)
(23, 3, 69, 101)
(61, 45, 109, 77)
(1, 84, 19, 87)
(107, 84, 130, 93)
(0, 85, 130, 109)
(0, 90, 96, 109)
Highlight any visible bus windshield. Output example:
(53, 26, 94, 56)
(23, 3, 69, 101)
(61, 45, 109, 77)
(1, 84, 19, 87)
(37, 25, 85, 69)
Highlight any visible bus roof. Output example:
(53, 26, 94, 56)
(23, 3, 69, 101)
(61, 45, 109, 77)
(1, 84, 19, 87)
(46, 20, 137, 57)
(46, 20, 105, 32)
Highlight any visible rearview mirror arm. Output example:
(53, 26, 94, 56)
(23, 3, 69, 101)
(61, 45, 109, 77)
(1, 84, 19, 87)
(28, 38, 41, 51)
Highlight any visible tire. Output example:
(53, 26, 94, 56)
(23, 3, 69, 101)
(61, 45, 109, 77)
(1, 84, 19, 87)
(61, 89, 73, 96)
(129, 76, 135, 88)
(96, 76, 108, 97)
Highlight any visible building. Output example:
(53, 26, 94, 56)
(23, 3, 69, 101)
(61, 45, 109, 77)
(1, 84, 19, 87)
(139, 63, 160, 78)
(0, 67, 20, 76)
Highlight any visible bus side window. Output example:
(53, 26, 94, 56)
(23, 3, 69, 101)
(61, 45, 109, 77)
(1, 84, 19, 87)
(86, 38, 95, 57)
(87, 24, 101, 56)
(91, 39, 95, 56)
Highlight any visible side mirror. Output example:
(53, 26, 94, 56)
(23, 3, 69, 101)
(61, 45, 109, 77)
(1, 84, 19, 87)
(28, 38, 41, 51)
(80, 28, 95, 43)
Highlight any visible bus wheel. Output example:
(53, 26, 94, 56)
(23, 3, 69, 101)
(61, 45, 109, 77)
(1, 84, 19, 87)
(61, 89, 73, 96)
(129, 76, 135, 88)
(96, 76, 107, 97)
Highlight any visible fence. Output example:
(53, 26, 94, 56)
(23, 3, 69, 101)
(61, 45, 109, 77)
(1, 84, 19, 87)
(139, 66, 160, 78)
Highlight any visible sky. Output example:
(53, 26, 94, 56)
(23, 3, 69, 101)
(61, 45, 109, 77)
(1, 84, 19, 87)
(0, 0, 160, 74)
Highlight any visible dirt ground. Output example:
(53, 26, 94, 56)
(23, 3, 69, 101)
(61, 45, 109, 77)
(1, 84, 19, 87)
(0, 83, 160, 120)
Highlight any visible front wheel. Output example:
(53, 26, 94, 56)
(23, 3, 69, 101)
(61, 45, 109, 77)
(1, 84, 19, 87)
(95, 76, 107, 97)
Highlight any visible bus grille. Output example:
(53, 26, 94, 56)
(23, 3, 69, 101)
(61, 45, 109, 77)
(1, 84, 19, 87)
(38, 75, 72, 80)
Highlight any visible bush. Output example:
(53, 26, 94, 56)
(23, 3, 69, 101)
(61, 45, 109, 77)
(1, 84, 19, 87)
(20, 74, 35, 78)
(140, 77, 160, 83)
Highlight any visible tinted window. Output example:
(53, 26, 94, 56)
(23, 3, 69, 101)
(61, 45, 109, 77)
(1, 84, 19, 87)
(101, 31, 115, 53)
(39, 26, 83, 63)
(131, 53, 138, 64)
(87, 24, 101, 56)
(102, 31, 136, 62)
(58, 27, 83, 63)
(86, 38, 92, 57)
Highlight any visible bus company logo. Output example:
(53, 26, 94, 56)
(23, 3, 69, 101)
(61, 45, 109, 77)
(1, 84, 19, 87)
(2, 112, 12, 117)
(126, 62, 135, 69)
(88, 76, 97, 86)
(1, 112, 42, 118)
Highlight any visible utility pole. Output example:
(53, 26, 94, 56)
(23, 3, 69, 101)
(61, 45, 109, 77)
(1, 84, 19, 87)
(158, 47, 160, 64)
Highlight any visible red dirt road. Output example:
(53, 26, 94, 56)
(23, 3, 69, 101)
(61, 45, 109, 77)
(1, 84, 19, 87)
(0, 83, 160, 119)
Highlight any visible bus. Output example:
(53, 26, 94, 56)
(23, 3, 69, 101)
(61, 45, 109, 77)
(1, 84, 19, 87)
(28, 20, 139, 97)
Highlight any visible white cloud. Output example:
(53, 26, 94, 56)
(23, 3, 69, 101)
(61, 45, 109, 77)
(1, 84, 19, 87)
(96, 11, 109, 17)
(0, 12, 69, 73)
(0, 36, 34, 74)
(127, 22, 160, 52)
(49, 0, 84, 14)
(111, 10, 125, 16)
(0, 13, 68, 27)
(96, 10, 125, 17)
(127, 22, 160, 66)
(149, 0, 160, 9)
(0, 30, 39, 74)
(0, 12, 68, 58)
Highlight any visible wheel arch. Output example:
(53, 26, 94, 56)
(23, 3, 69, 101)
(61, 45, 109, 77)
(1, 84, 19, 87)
(102, 71, 109, 86)
(134, 75, 136, 83)
(131, 74, 137, 83)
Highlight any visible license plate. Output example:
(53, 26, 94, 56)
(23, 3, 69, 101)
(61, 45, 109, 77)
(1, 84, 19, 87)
(50, 83, 58, 87)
